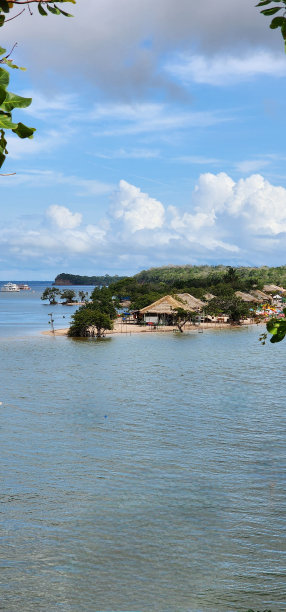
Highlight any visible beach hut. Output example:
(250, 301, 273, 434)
(139, 293, 205, 326)
(139, 295, 187, 325)
(235, 291, 260, 303)
(176, 293, 206, 311)
(263, 284, 286, 294)
(250, 289, 272, 303)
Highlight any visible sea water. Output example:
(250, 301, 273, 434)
(0, 291, 285, 611)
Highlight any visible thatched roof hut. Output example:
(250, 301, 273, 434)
(235, 291, 259, 303)
(250, 289, 271, 302)
(176, 293, 205, 311)
(139, 294, 203, 325)
(140, 295, 183, 315)
(263, 284, 286, 294)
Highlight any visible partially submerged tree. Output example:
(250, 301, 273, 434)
(90, 286, 117, 319)
(60, 289, 76, 304)
(78, 290, 88, 303)
(0, 0, 75, 170)
(173, 307, 195, 333)
(68, 287, 117, 338)
(68, 306, 114, 338)
(41, 287, 60, 304)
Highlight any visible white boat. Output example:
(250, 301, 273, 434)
(1, 282, 20, 292)
(18, 284, 31, 290)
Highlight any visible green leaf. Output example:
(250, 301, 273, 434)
(0, 0, 9, 12)
(270, 330, 286, 342)
(0, 45, 6, 56)
(256, 0, 272, 5)
(270, 16, 285, 27)
(1, 91, 32, 111)
(38, 3, 48, 15)
(0, 148, 6, 168)
(47, 4, 61, 14)
(0, 14, 5, 26)
(261, 6, 282, 14)
(0, 68, 9, 88)
(57, 8, 73, 16)
(0, 85, 6, 105)
(2, 58, 25, 70)
(281, 19, 286, 37)
(12, 122, 36, 138)
(0, 115, 17, 129)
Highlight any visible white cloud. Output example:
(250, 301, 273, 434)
(96, 148, 160, 160)
(6, 130, 69, 159)
(112, 180, 165, 232)
(46, 205, 82, 230)
(91, 103, 230, 136)
(234, 159, 270, 174)
(167, 51, 286, 86)
(20, 92, 78, 120)
(2, 173, 286, 271)
(1, 169, 113, 196)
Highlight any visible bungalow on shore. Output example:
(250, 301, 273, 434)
(139, 293, 204, 326)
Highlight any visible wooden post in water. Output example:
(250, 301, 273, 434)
(48, 312, 55, 335)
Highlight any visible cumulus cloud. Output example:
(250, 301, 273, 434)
(1, 173, 286, 272)
(112, 180, 165, 232)
(46, 205, 82, 230)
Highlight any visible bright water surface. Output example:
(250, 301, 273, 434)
(0, 287, 285, 611)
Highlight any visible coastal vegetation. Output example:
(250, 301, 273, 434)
(68, 287, 117, 338)
(41, 287, 60, 305)
(41, 287, 87, 305)
(54, 273, 124, 286)
(53, 264, 286, 337)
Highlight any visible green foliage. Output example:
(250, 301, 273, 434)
(90, 286, 117, 318)
(60, 289, 76, 303)
(256, 0, 286, 51)
(0, 0, 75, 169)
(78, 290, 88, 302)
(174, 306, 195, 332)
(205, 295, 252, 323)
(54, 272, 123, 286)
(68, 286, 117, 337)
(265, 308, 286, 342)
(41, 287, 60, 304)
(68, 306, 114, 338)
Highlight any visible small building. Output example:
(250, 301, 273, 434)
(235, 291, 260, 304)
(139, 293, 205, 326)
(176, 293, 206, 311)
(263, 284, 286, 294)
(139, 295, 183, 325)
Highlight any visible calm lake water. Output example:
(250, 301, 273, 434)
(1, 288, 285, 611)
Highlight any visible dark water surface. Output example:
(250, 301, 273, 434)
(1, 326, 286, 611)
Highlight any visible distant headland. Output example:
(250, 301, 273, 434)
(54, 273, 124, 286)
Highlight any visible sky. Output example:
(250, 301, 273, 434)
(1, 0, 286, 279)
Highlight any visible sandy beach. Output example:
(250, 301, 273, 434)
(42, 320, 249, 337)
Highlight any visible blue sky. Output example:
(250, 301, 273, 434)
(1, 0, 286, 279)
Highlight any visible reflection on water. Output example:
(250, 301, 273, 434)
(1, 328, 285, 611)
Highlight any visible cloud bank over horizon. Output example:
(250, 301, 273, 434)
(1, 173, 286, 278)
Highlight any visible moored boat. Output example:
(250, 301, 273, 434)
(1, 282, 20, 292)
(18, 284, 31, 290)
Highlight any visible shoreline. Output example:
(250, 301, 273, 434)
(42, 320, 264, 337)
